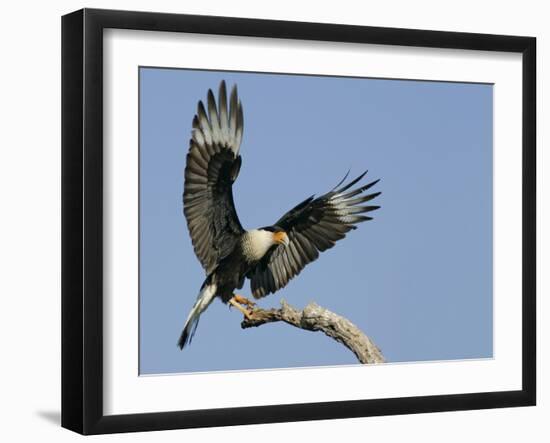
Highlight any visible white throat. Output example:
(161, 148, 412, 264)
(242, 229, 276, 262)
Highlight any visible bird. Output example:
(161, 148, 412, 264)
(178, 80, 381, 349)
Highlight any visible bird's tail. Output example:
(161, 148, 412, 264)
(177, 279, 217, 349)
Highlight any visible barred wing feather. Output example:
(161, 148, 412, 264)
(248, 172, 380, 298)
(183, 81, 245, 275)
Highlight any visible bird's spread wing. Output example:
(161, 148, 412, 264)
(183, 81, 245, 275)
(248, 171, 381, 298)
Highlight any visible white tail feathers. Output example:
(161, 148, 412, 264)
(177, 283, 217, 349)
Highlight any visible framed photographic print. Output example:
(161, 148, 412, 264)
(61, 8, 536, 435)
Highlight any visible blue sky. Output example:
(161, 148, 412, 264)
(139, 68, 493, 375)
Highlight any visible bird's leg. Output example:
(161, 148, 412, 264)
(232, 294, 256, 308)
(228, 298, 253, 319)
(228, 294, 256, 319)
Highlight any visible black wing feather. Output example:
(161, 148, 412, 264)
(183, 81, 245, 274)
(249, 172, 380, 298)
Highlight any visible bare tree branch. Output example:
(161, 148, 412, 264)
(240, 299, 385, 364)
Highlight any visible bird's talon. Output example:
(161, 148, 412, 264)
(232, 294, 256, 307)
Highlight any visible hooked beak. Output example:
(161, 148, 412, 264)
(273, 231, 290, 247)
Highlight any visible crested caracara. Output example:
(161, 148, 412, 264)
(178, 81, 381, 349)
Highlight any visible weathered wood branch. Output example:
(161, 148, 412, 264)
(240, 300, 385, 364)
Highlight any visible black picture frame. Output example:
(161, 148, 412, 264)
(61, 8, 536, 435)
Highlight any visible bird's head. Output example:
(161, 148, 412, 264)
(272, 229, 290, 247)
(259, 226, 290, 247)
